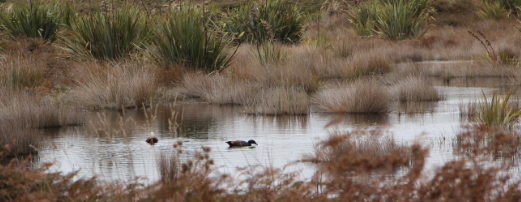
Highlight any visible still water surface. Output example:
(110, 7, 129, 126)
(36, 78, 518, 184)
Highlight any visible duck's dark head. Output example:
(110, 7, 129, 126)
(248, 139, 258, 146)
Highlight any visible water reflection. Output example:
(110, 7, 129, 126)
(34, 78, 518, 184)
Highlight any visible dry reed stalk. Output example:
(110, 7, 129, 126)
(0, 126, 41, 157)
(70, 60, 156, 110)
(243, 86, 310, 115)
(314, 79, 391, 113)
(157, 150, 181, 183)
(303, 130, 412, 167)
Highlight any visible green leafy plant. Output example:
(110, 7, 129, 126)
(480, 1, 509, 19)
(223, 0, 306, 44)
(254, 41, 286, 66)
(475, 89, 521, 129)
(348, 0, 432, 40)
(147, 5, 234, 73)
(483, 0, 521, 17)
(0, 1, 72, 41)
(348, 1, 377, 37)
(60, 7, 148, 60)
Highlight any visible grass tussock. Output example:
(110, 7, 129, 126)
(394, 76, 442, 102)
(314, 79, 392, 113)
(177, 73, 257, 105)
(0, 89, 82, 129)
(303, 130, 413, 170)
(157, 142, 183, 183)
(0, 127, 41, 157)
(243, 86, 310, 115)
(70, 61, 156, 110)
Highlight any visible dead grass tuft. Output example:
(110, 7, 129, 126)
(70, 60, 156, 110)
(393, 76, 443, 101)
(303, 130, 413, 172)
(177, 73, 257, 105)
(243, 86, 310, 115)
(314, 79, 392, 113)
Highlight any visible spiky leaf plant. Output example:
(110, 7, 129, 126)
(480, 1, 509, 20)
(475, 89, 521, 129)
(0, 1, 72, 41)
(348, 0, 432, 40)
(223, 0, 306, 44)
(147, 5, 233, 73)
(60, 7, 148, 60)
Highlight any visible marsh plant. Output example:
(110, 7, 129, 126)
(0, 1, 73, 41)
(223, 0, 306, 44)
(314, 79, 392, 113)
(474, 89, 521, 129)
(349, 0, 432, 40)
(70, 61, 156, 110)
(243, 86, 310, 115)
(148, 5, 234, 73)
(395, 76, 442, 102)
(304, 130, 413, 170)
(483, 0, 521, 17)
(480, 1, 509, 19)
(348, 1, 378, 37)
(60, 6, 148, 60)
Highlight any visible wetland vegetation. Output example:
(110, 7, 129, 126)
(3, 0, 521, 201)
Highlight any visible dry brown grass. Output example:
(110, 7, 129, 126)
(69, 60, 156, 110)
(177, 73, 257, 105)
(314, 79, 392, 113)
(242, 86, 310, 115)
(157, 147, 181, 184)
(393, 76, 442, 102)
(0, 127, 41, 158)
(303, 130, 413, 169)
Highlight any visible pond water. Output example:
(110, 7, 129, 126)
(35, 77, 519, 184)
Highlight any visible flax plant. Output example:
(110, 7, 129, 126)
(0, 1, 72, 41)
(372, 0, 432, 40)
(223, 0, 306, 44)
(348, 1, 377, 37)
(475, 89, 521, 129)
(480, 1, 509, 19)
(148, 5, 233, 73)
(60, 7, 148, 60)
